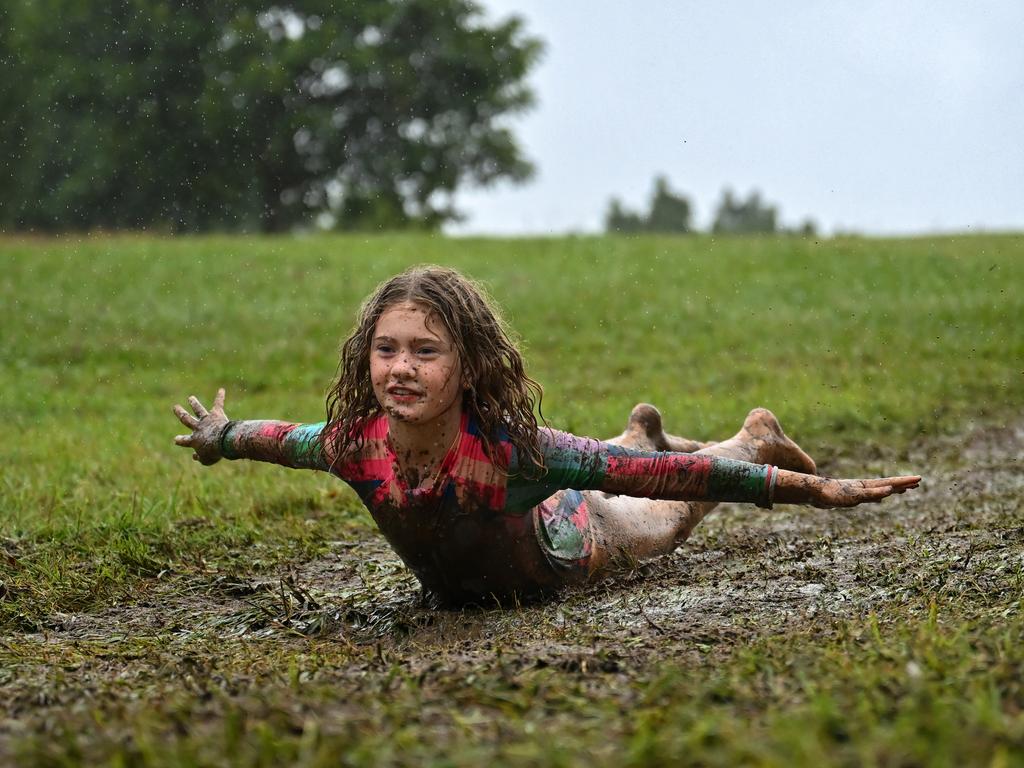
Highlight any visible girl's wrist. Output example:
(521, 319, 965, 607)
(772, 469, 823, 506)
(218, 420, 236, 459)
(757, 464, 779, 509)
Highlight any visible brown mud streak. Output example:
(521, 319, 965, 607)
(2, 421, 1023, 749)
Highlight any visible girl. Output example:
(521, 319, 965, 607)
(173, 266, 920, 605)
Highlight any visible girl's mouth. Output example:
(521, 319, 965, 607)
(387, 386, 421, 403)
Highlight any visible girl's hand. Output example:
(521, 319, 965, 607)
(173, 388, 230, 465)
(775, 470, 921, 508)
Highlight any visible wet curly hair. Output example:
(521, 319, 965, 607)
(321, 265, 547, 474)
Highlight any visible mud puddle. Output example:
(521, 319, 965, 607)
(3, 421, 1023, 745)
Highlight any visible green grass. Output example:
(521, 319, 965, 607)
(6, 598, 1023, 766)
(1, 233, 1023, 765)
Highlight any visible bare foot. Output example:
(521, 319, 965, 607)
(615, 403, 667, 451)
(740, 408, 817, 475)
(612, 403, 711, 453)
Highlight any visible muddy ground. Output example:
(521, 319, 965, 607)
(2, 421, 1022, 760)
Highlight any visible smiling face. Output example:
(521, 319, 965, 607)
(370, 302, 464, 427)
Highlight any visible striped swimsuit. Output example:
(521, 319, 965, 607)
(221, 412, 774, 602)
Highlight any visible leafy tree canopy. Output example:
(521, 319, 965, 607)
(0, 0, 542, 232)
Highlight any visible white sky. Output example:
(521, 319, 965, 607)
(448, 1, 1024, 235)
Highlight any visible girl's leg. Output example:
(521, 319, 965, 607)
(585, 404, 816, 576)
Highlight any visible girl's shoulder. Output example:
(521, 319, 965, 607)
(451, 411, 512, 471)
(463, 411, 509, 442)
(323, 413, 389, 465)
(327, 413, 388, 440)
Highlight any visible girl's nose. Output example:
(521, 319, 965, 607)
(391, 351, 415, 377)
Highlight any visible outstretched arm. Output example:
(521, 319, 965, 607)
(508, 429, 919, 510)
(172, 388, 328, 471)
(508, 430, 776, 509)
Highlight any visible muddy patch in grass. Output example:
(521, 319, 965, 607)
(3, 422, 1023, 758)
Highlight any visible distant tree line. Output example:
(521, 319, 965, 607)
(0, 1, 542, 233)
(606, 176, 817, 236)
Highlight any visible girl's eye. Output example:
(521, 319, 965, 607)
(374, 344, 395, 354)
(418, 347, 438, 356)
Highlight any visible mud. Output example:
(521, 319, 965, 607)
(3, 421, 1022, 754)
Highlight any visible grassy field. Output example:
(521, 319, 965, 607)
(1, 233, 1022, 765)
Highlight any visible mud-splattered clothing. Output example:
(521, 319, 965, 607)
(220, 413, 775, 602)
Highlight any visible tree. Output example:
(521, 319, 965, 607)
(0, 0, 542, 232)
(605, 199, 645, 233)
(605, 175, 693, 234)
(646, 176, 692, 233)
(796, 218, 818, 237)
(0, 6, 29, 225)
(711, 188, 777, 234)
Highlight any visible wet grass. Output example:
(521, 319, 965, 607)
(6, 599, 1023, 766)
(1, 233, 1023, 764)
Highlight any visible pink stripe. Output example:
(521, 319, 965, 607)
(607, 452, 710, 477)
(259, 422, 298, 439)
(336, 456, 392, 480)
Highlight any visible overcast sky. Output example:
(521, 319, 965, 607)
(448, 1, 1024, 236)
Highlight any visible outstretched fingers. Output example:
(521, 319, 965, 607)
(808, 475, 922, 508)
(859, 484, 894, 503)
(866, 475, 921, 493)
(173, 403, 200, 430)
(212, 387, 226, 414)
(172, 389, 231, 466)
(847, 475, 921, 505)
(188, 395, 209, 420)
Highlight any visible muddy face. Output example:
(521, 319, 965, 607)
(370, 302, 464, 426)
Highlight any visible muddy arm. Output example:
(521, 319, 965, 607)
(219, 420, 328, 470)
(507, 429, 774, 509)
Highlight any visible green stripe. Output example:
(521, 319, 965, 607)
(706, 457, 769, 505)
